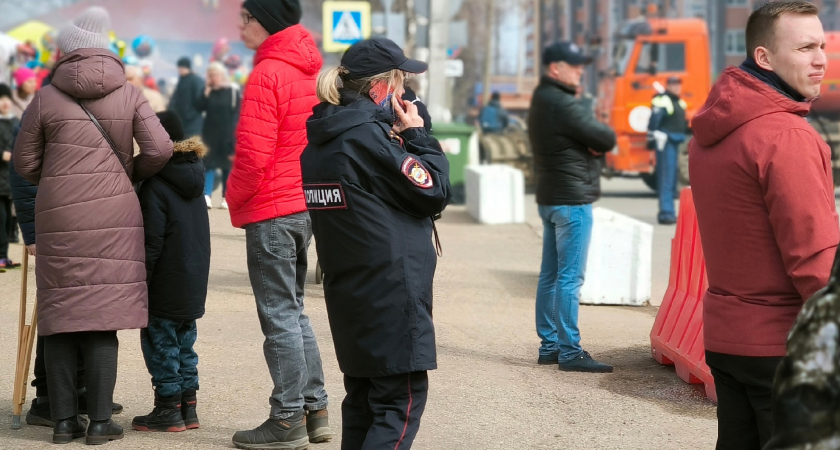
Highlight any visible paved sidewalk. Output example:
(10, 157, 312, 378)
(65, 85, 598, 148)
(0, 178, 716, 449)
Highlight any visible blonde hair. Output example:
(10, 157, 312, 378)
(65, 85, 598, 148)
(316, 66, 406, 106)
(207, 62, 230, 83)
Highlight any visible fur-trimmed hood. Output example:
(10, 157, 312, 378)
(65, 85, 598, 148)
(173, 136, 207, 158)
(154, 138, 207, 199)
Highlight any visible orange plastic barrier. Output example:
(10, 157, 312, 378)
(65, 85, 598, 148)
(650, 188, 717, 402)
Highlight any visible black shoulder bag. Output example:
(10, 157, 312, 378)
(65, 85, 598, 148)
(73, 98, 131, 179)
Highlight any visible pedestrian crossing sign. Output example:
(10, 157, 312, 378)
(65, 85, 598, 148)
(323, 1, 371, 52)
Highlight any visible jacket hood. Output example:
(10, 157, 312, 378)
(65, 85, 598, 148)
(155, 137, 206, 199)
(51, 48, 126, 99)
(692, 67, 811, 147)
(255, 24, 322, 76)
(306, 90, 394, 145)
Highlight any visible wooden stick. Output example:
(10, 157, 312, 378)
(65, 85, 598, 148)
(11, 247, 31, 430)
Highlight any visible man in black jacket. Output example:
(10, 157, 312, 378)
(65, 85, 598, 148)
(168, 58, 204, 138)
(529, 42, 617, 373)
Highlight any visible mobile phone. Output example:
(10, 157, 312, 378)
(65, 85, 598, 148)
(369, 82, 403, 128)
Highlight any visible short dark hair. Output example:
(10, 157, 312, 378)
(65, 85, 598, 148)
(746, 1, 819, 57)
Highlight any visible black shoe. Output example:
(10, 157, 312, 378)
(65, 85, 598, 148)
(78, 393, 123, 416)
(53, 416, 87, 444)
(658, 216, 677, 225)
(132, 392, 186, 432)
(537, 351, 560, 365)
(181, 389, 200, 430)
(26, 398, 53, 427)
(305, 409, 333, 443)
(232, 410, 309, 450)
(86, 419, 124, 445)
(558, 351, 614, 373)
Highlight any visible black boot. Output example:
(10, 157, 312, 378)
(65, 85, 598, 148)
(86, 419, 124, 445)
(181, 389, 200, 430)
(53, 415, 87, 444)
(131, 392, 186, 432)
(26, 398, 53, 427)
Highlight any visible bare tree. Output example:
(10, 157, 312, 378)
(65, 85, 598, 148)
(449, 0, 494, 120)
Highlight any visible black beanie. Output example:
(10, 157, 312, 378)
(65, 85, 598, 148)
(156, 111, 185, 142)
(0, 83, 11, 100)
(177, 57, 191, 69)
(243, 0, 301, 35)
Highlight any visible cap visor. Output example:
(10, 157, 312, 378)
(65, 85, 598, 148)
(398, 58, 428, 74)
(570, 55, 594, 65)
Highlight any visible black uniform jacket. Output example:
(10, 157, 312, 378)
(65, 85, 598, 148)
(138, 138, 211, 321)
(528, 76, 616, 206)
(301, 90, 451, 378)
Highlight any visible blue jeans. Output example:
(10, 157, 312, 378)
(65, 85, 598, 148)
(204, 168, 230, 198)
(535, 204, 593, 363)
(140, 315, 199, 398)
(656, 138, 681, 222)
(245, 212, 328, 419)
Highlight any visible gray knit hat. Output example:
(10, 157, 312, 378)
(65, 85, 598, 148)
(58, 6, 111, 54)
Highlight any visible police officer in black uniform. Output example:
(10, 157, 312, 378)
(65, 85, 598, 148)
(300, 38, 451, 450)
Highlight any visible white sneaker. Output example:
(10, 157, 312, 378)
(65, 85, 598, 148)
(220, 199, 229, 210)
(205, 195, 212, 209)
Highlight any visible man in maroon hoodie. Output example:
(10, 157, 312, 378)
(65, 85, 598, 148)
(689, 2, 839, 448)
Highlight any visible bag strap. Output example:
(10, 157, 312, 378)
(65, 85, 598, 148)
(73, 98, 130, 178)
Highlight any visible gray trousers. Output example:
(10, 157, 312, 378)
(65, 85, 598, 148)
(245, 212, 328, 419)
(44, 331, 118, 421)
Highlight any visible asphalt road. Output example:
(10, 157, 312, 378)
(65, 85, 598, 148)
(0, 177, 718, 449)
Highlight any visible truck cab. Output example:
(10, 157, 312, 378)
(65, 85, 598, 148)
(596, 17, 711, 187)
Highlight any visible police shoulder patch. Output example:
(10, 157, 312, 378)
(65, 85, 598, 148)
(401, 156, 434, 189)
(303, 183, 348, 210)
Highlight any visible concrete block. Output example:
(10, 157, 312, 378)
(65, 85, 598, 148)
(465, 165, 526, 225)
(580, 207, 653, 306)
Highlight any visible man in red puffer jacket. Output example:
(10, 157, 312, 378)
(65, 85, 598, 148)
(229, 1, 332, 449)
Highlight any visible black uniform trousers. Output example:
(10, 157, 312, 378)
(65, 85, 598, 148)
(33, 335, 85, 398)
(341, 371, 428, 450)
(706, 351, 783, 450)
(45, 331, 118, 422)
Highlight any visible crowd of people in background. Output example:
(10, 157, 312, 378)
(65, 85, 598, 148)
(0, 8, 251, 273)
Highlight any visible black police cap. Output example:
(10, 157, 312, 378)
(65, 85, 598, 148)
(341, 37, 428, 80)
(542, 41, 593, 66)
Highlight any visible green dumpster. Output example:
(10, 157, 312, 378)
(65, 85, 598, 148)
(432, 122, 475, 203)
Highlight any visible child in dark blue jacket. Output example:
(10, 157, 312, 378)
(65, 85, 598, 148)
(133, 112, 211, 432)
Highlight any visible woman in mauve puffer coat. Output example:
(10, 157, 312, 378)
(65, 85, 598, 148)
(13, 6, 173, 444)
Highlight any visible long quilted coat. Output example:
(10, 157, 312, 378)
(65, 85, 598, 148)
(226, 25, 322, 228)
(13, 48, 173, 336)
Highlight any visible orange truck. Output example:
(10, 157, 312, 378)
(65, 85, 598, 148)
(596, 17, 711, 189)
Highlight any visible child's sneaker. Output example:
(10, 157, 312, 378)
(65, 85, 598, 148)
(181, 389, 200, 429)
(131, 393, 186, 432)
(205, 195, 212, 209)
